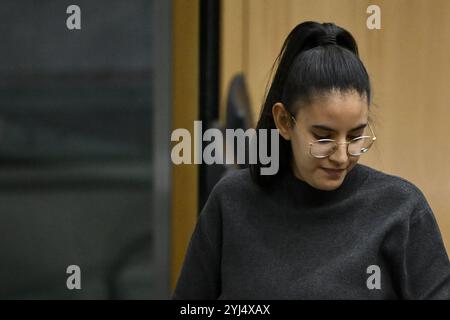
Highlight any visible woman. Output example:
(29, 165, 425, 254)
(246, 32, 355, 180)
(173, 21, 450, 299)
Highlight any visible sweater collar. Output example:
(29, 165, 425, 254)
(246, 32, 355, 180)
(279, 163, 369, 206)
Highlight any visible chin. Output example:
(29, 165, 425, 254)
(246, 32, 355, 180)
(316, 176, 346, 191)
(314, 182, 340, 191)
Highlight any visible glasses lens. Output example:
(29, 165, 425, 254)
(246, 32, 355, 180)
(348, 137, 373, 156)
(310, 140, 337, 158)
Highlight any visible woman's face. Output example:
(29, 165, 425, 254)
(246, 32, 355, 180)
(274, 90, 370, 191)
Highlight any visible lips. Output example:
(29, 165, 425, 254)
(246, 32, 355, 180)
(322, 167, 346, 172)
(321, 167, 345, 178)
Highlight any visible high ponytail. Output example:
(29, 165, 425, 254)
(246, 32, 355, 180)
(250, 21, 371, 187)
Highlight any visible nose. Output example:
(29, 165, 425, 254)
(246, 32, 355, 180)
(328, 142, 349, 165)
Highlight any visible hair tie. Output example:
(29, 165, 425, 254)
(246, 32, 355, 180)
(319, 34, 337, 46)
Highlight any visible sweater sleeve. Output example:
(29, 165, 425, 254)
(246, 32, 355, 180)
(172, 187, 223, 300)
(401, 206, 450, 299)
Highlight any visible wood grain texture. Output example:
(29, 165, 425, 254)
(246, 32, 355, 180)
(171, 0, 199, 290)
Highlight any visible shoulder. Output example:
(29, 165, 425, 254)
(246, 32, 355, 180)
(360, 164, 424, 196)
(205, 168, 269, 210)
(358, 164, 432, 219)
(210, 167, 257, 196)
(199, 168, 258, 223)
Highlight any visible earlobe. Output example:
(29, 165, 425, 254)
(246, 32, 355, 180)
(277, 128, 290, 141)
(272, 102, 291, 141)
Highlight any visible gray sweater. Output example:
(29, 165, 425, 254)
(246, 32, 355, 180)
(173, 164, 450, 299)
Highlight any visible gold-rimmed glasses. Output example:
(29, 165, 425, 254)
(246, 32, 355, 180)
(290, 115, 377, 159)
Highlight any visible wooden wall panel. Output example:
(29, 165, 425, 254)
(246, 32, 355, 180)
(220, 0, 245, 124)
(171, 0, 199, 290)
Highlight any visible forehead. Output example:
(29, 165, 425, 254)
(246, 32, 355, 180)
(297, 90, 369, 128)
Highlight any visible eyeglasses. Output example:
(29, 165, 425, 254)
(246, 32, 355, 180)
(290, 115, 377, 159)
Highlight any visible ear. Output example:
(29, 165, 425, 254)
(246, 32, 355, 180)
(272, 102, 294, 141)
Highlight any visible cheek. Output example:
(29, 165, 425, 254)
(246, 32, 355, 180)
(291, 141, 317, 168)
(290, 138, 306, 160)
(348, 156, 360, 167)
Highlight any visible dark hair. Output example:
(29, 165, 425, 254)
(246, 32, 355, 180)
(250, 21, 372, 187)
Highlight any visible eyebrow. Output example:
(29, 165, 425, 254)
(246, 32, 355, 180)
(311, 123, 367, 133)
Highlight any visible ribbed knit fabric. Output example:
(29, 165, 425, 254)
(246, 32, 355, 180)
(173, 164, 450, 299)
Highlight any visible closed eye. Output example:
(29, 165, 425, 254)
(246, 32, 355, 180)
(313, 134, 362, 141)
(349, 131, 366, 139)
(313, 134, 330, 140)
